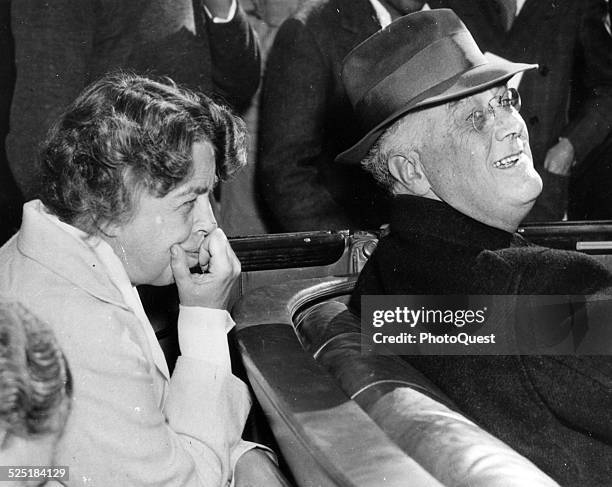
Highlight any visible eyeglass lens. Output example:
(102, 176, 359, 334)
(470, 88, 521, 132)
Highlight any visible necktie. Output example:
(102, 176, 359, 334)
(497, 0, 517, 31)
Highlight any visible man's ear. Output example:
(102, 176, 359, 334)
(388, 150, 431, 196)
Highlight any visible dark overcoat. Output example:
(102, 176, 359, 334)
(352, 195, 612, 486)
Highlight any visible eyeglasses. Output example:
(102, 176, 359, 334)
(466, 87, 521, 132)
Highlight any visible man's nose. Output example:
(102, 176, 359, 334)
(192, 195, 218, 236)
(494, 108, 527, 142)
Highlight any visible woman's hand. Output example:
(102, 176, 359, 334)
(171, 228, 241, 309)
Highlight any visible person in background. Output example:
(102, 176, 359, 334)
(0, 73, 289, 486)
(257, 0, 430, 232)
(0, 299, 72, 487)
(217, 0, 304, 236)
(343, 10, 612, 484)
(7, 0, 260, 202)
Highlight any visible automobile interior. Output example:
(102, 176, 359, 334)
(141, 220, 612, 487)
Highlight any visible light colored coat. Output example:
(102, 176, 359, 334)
(0, 201, 252, 486)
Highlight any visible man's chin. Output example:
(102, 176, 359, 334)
(513, 162, 543, 202)
(527, 169, 544, 200)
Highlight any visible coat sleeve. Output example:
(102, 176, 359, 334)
(201, 1, 261, 112)
(562, 0, 612, 164)
(7, 0, 94, 199)
(165, 357, 252, 485)
(257, 18, 354, 231)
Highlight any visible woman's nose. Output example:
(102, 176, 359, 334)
(192, 195, 218, 236)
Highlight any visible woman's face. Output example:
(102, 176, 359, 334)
(104, 142, 218, 286)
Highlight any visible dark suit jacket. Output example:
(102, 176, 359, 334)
(258, 0, 389, 232)
(7, 0, 260, 199)
(351, 195, 612, 486)
(429, 0, 612, 220)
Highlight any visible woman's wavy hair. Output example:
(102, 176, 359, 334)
(0, 300, 72, 439)
(40, 72, 248, 234)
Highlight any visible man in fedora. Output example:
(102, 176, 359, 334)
(427, 0, 612, 222)
(343, 9, 612, 485)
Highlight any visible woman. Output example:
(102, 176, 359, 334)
(0, 73, 286, 486)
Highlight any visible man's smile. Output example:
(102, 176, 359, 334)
(493, 151, 523, 169)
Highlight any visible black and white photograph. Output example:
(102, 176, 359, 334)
(1, 1, 612, 486)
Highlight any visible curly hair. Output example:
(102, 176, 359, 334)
(0, 300, 72, 439)
(40, 72, 248, 234)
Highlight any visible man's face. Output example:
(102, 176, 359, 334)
(417, 85, 542, 230)
(107, 141, 217, 286)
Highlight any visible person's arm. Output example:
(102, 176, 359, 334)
(178, 324, 291, 487)
(54, 230, 251, 485)
(7, 0, 93, 199)
(197, 0, 260, 111)
(170, 229, 287, 486)
(548, 0, 612, 174)
(166, 306, 253, 485)
(258, 18, 353, 231)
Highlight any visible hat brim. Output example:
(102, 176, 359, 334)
(336, 61, 538, 165)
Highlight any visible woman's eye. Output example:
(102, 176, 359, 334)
(183, 199, 196, 211)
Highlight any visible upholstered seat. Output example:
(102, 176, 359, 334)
(295, 301, 455, 412)
(232, 276, 559, 487)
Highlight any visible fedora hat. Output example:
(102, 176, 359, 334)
(336, 9, 537, 164)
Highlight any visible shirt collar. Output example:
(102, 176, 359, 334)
(369, 0, 430, 29)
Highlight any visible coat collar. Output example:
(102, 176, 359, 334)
(390, 195, 524, 250)
(17, 201, 129, 310)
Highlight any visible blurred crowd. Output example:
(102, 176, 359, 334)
(1, 0, 612, 246)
